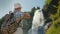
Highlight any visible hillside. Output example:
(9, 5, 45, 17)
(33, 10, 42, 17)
(42, 0, 60, 34)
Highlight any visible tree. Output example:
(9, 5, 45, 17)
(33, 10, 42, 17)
(37, 7, 40, 9)
(43, 0, 60, 34)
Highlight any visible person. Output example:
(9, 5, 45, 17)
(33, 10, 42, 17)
(21, 12, 31, 34)
(13, 3, 30, 34)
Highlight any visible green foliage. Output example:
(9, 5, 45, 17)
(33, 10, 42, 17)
(0, 17, 4, 28)
(45, 0, 60, 34)
(37, 7, 40, 9)
(29, 7, 36, 18)
(45, 0, 52, 5)
(46, 25, 60, 34)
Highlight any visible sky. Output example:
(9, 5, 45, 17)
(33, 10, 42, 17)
(0, 0, 45, 18)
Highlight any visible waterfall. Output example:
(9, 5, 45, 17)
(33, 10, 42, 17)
(28, 9, 45, 34)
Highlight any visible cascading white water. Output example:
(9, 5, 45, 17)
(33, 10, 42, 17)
(28, 9, 45, 34)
